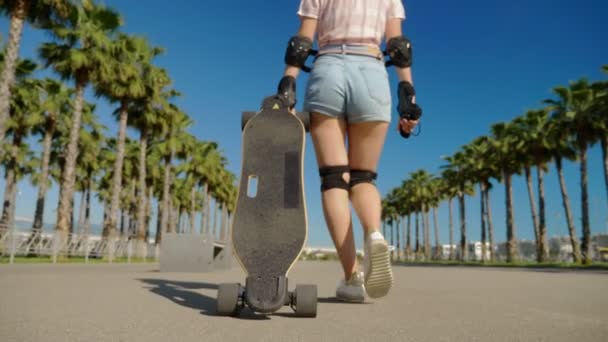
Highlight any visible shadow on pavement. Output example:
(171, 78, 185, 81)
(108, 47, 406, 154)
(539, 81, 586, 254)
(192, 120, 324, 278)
(139, 279, 374, 319)
(318, 297, 372, 305)
(138, 278, 271, 320)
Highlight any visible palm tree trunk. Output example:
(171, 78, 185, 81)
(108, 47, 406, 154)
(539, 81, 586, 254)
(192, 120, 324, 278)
(448, 197, 454, 260)
(424, 209, 431, 260)
(485, 184, 495, 262)
(136, 128, 148, 250)
(505, 170, 518, 263)
(554, 157, 580, 262)
(602, 137, 608, 210)
(390, 220, 394, 258)
(84, 176, 91, 235)
(1, 137, 19, 229)
(480, 183, 487, 262)
(382, 220, 386, 238)
(107, 101, 128, 238)
(0, 0, 30, 144)
(433, 207, 440, 260)
(212, 198, 218, 238)
(145, 186, 152, 241)
(198, 183, 207, 234)
(31, 118, 54, 234)
(406, 215, 411, 259)
(537, 166, 548, 262)
(176, 205, 182, 234)
(458, 192, 467, 261)
(222, 204, 228, 241)
(69, 196, 74, 235)
(190, 186, 196, 234)
(120, 209, 126, 236)
(580, 144, 591, 264)
(0, 164, 17, 229)
(77, 190, 86, 234)
(56, 80, 85, 241)
(524, 167, 540, 261)
(160, 153, 172, 238)
(395, 217, 401, 261)
(415, 211, 420, 258)
(154, 200, 162, 245)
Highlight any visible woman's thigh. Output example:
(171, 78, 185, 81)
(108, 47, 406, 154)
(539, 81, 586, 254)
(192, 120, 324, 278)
(310, 113, 348, 167)
(347, 121, 390, 171)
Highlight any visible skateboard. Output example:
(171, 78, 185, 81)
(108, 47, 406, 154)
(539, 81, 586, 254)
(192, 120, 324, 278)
(216, 95, 317, 317)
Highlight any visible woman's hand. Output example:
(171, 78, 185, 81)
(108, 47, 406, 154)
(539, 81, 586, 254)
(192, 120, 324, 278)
(398, 117, 419, 135)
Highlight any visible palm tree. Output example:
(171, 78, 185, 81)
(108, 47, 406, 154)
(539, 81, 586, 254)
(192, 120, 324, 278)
(591, 67, 608, 209)
(39, 0, 121, 240)
(0, 0, 73, 145)
(442, 152, 474, 261)
(30, 78, 72, 235)
(409, 170, 433, 260)
(440, 169, 459, 260)
(74, 118, 105, 234)
(490, 122, 524, 263)
(130, 66, 170, 254)
(156, 105, 192, 242)
(545, 79, 599, 264)
(429, 177, 443, 259)
(513, 110, 552, 262)
(462, 136, 496, 262)
(96, 34, 162, 239)
(0, 77, 40, 230)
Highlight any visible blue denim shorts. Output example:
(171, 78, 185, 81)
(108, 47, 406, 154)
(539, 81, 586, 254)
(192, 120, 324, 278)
(303, 47, 392, 123)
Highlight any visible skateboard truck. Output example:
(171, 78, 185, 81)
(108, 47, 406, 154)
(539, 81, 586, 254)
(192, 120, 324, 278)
(245, 275, 288, 313)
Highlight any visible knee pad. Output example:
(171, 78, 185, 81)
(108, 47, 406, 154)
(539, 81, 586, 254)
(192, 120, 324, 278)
(350, 169, 377, 188)
(319, 166, 350, 192)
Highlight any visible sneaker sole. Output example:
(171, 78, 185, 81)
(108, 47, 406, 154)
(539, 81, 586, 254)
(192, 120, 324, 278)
(365, 239, 393, 299)
(335, 295, 365, 303)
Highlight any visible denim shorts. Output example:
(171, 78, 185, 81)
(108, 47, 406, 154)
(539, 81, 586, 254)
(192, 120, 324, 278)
(303, 47, 392, 123)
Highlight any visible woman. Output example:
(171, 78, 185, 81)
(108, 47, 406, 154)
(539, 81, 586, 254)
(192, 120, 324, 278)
(279, 0, 420, 302)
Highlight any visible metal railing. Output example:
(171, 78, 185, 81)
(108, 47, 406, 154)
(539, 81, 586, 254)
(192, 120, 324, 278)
(0, 227, 159, 264)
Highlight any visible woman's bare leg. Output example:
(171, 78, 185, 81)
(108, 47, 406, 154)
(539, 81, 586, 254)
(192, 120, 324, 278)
(310, 113, 356, 280)
(347, 121, 390, 233)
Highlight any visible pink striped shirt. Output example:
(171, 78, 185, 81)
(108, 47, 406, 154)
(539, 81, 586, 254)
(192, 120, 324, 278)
(297, 0, 406, 48)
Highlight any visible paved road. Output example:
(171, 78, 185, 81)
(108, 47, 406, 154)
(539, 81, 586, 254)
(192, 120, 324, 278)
(1, 261, 607, 342)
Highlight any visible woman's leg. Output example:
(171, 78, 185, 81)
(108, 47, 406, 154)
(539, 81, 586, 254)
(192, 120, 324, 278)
(347, 121, 390, 232)
(348, 120, 393, 298)
(310, 113, 357, 280)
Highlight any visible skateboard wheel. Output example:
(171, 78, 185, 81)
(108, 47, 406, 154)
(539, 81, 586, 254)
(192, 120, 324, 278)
(216, 283, 241, 316)
(294, 284, 317, 317)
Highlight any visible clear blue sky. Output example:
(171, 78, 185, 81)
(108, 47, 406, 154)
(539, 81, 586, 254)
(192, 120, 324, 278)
(1, 0, 607, 248)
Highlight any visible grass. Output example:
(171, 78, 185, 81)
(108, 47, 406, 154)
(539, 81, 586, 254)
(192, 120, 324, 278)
(0, 255, 155, 264)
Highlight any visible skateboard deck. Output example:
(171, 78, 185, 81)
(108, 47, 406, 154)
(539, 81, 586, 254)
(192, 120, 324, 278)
(231, 96, 308, 314)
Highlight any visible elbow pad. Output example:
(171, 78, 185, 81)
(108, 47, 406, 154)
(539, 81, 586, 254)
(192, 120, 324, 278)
(385, 36, 413, 68)
(285, 36, 314, 71)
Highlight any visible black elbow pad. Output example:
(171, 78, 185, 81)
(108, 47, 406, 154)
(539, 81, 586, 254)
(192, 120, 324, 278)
(285, 36, 314, 69)
(386, 36, 413, 68)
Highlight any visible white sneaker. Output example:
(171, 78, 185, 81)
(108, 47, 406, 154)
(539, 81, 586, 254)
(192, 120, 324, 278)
(336, 271, 365, 303)
(363, 231, 393, 298)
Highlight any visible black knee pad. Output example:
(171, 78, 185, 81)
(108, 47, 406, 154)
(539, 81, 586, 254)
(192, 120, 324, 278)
(319, 166, 350, 192)
(350, 169, 377, 188)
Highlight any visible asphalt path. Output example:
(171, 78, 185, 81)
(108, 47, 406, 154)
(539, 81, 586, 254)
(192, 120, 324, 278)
(1, 261, 607, 341)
